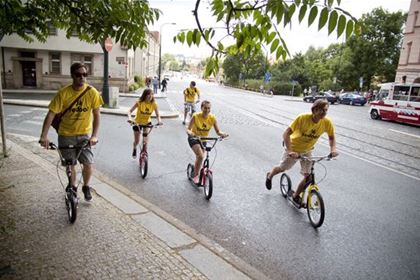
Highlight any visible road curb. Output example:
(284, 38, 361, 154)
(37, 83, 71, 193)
(5, 134, 270, 280)
(3, 99, 180, 119)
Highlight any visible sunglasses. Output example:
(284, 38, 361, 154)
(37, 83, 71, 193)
(74, 72, 88, 78)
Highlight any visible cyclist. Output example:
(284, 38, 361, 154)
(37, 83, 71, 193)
(127, 88, 162, 158)
(39, 62, 103, 202)
(265, 99, 338, 204)
(183, 81, 200, 125)
(186, 100, 228, 184)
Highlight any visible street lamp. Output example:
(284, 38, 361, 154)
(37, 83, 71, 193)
(158, 22, 176, 89)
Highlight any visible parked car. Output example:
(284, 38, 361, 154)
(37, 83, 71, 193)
(303, 92, 338, 104)
(339, 93, 367, 106)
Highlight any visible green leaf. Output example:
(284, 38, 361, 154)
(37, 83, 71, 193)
(187, 31, 193, 47)
(327, 0, 334, 7)
(217, 42, 224, 51)
(308, 6, 318, 26)
(177, 32, 185, 43)
(267, 31, 276, 44)
(298, 5, 307, 23)
(318, 7, 328, 30)
(204, 29, 210, 41)
(337, 15, 346, 38)
(194, 29, 201, 45)
(328, 10, 338, 35)
(345, 20, 354, 40)
(270, 38, 279, 53)
(276, 5, 284, 24)
(276, 46, 283, 60)
(285, 4, 296, 27)
(236, 34, 244, 48)
(216, 12, 224, 22)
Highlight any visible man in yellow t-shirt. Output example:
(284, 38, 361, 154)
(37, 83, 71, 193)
(186, 100, 228, 184)
(265, 99, 338, 204)
(183, 81, 200, 125)
(39, 62, 103, 202)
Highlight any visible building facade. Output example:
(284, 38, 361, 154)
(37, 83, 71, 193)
(396, 0, 420, 83)
(0, 27, 160, 92)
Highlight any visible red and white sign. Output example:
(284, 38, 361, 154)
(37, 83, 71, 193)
(104, 37, 113, 52)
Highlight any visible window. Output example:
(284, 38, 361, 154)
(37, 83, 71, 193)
(71, 54, 93, 75)
(116, 57, 125, 65)
(409, 87, 420, 102)
(392, 86, 410, 101)
(48, 23, 57, 35)
(83, 56, 92, 74)
(50, 52, 61, 74)
(20, 52, 35, 58)
(406, 42, 412, 64)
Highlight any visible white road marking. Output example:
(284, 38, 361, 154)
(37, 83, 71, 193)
(217, 99, 420, 181)
(8, 114, 21, 117)
(389, 129, 420, 140)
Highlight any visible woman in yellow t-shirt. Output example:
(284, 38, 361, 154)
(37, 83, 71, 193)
(127, 88, 162, 158)
(186, 100, 228, 184)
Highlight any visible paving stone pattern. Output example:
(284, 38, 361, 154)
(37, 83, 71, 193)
(0, 142, 207, 279)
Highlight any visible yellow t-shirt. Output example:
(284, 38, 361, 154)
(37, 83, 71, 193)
(184, 87, 200, 103)
(134, 100, 157, 125)
(48, 84, 103, 136)
(191, 112, 216, 137)
(289, 113, 335, 153)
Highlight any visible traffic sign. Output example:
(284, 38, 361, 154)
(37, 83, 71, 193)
(104, 37, 113, 52)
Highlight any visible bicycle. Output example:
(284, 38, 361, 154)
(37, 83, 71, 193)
(279, 154, 334, 228)
(186, 136, 224, 200)
(129, 121, 161, 178)
(47, 141, 90, 224)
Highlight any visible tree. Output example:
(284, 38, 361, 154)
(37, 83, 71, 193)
(346, 8, 406, 89)
(222, 50, 266, 83)
(174, 0, 359, 76)
(1, 0, 160, 49)
(0, 0, 160, 155)
(162, 54, 177, 72)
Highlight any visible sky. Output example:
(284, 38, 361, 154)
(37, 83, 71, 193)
(148, 0, 412, 59)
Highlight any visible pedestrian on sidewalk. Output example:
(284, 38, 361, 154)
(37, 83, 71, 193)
(39, 62, 104, 201)
(161, 78, 168, 93)
(152, 76, 159, 95)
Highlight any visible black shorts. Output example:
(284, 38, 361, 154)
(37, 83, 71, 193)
(188, 136, 206, 149)
(132, 122, 152, 132)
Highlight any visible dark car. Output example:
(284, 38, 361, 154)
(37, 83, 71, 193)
(303, 92, 338, 104)
(339, 93, 367, 106)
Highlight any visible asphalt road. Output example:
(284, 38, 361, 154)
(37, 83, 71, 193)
(4, 79, 420, 280)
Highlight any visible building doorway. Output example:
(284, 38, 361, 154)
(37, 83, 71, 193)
(21, 61, 36, 87)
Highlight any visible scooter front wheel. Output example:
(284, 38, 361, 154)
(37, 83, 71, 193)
(187, 164, 194, 180)
(307, 189, 325, 228)
(280, 173, 291, 198)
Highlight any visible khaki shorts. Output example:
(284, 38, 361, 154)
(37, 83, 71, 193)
(58, 135, 94, 165)
(279, 150, 313, 175)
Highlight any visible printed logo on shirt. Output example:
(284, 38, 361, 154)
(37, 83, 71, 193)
(302, 129, 319, 139)
(71, 100, 88, 113)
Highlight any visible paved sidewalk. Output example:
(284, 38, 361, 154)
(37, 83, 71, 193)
(0, 134, 266, 279)
(2, 88, 179, 119)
